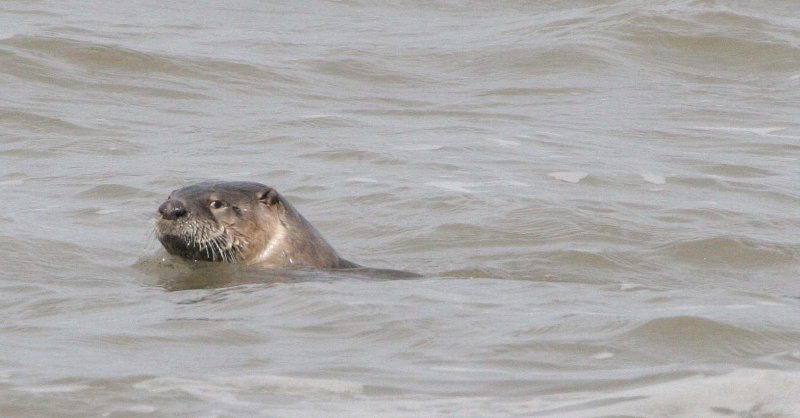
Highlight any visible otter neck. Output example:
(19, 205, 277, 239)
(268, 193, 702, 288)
(254, 223, 291, 265)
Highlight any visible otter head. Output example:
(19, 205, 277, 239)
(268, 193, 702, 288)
(154, 181, 283, 263)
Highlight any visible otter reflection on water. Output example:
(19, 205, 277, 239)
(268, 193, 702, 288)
(153, 181, 417, 284)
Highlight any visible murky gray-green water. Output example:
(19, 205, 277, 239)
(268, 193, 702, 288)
(2, 1, 800, 416)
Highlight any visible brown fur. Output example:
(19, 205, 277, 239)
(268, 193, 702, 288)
(154, 181, 358, 269)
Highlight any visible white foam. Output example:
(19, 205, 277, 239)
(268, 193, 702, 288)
(346, 177, 379, 183)
(15, 384, 91, 393)
(756, 300, 787, 307)
(32, 205, 62, 211)
(301, 114, 335, 119)
(620, 283, 647, 291)
(557, 369, 800, 417)
(230, 370, 800, 417)
(590, 352, 614, 360)
(135, 374, 364, 399)
(694, 126, 785, 136)
(425, 181, 475, 193)
(432, 366, 500, 374)
(534, 131, 563, 138)
(134, 377, 243, 405)
(488, 138, 521, 147)
(395, 144, 443, 151)
(547, 172, 587, 183)
(213, 375, 363, 394)
(101, 405, 158, 416)
(641, 174, 666, 185)
(485, 179, 528, 187)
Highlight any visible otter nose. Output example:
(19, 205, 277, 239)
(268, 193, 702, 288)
(158, 200, 187, 220)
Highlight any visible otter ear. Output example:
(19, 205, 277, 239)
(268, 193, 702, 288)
(258, 187, 280, 206)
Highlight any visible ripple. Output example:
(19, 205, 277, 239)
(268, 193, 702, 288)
(659, 236, 799, 268)
(300, 149, 405, 165)
(0, 109, 95, 134)
(76, 184, 146, 199)
(621, 316, 764, 359)
(2, 35, 181, 73)
(0, 34, 299, 90)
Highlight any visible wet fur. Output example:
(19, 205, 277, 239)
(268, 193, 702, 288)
(154, 181, 358, 269)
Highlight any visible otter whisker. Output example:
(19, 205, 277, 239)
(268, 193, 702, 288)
(224, 239, 238, 263)
(214, 229, 237, 263)
(201, 236, 213, 260)
(210, 234, 227, 263)
(209, 241, 220, 262)
(211, 235, 225, 262)
(230, 243, 244, 263)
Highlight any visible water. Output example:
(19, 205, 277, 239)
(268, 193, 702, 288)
(2, 0, 800, 416)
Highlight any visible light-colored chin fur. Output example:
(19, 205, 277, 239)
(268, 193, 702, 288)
(155, 217, 241, 263)
(154, 205, 291, 265)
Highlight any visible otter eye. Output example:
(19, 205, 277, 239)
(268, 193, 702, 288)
(209, 200, 226, 210)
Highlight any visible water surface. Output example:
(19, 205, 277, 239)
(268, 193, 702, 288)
(2, 0, 800, 416)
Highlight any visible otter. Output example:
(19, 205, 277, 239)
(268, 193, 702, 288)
(154, 181, 360, 269)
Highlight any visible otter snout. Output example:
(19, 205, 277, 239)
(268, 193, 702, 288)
(158, 199, 188, 220)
